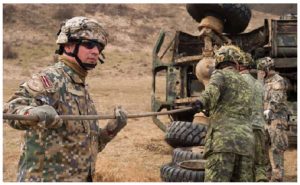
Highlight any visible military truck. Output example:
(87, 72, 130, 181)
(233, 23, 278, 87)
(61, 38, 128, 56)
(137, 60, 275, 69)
(151, 5, 297, 145)
(269, 14, 297, 146)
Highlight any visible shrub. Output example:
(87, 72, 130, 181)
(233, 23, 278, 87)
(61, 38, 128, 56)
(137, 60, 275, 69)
(3, 4, 17, 24)
(3, 42, 18, 59)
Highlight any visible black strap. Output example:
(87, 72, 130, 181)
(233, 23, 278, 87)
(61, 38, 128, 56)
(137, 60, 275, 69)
(55, 45, 64, 55)
(59, 39, 103, 69)
(63, 41, 89, 71)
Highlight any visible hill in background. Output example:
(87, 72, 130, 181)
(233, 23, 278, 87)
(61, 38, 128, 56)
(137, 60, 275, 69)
(3, 4, 296, 54)
(3, 4, 296, 81)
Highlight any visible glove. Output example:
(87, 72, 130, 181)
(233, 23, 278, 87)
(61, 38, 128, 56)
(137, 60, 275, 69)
(264, 109, 272, 121)
(105, 106, 128, 136)
(28, 105, 61, 128)
(191, 100, 203, 112)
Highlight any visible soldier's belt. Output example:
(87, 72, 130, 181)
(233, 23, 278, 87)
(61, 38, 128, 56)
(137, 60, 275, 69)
(3, 107, 194, 121)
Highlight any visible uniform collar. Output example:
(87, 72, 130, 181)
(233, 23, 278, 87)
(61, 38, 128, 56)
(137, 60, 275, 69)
(58, 56, 87, 84)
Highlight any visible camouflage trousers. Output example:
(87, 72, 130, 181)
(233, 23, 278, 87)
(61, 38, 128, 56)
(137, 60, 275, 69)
(265, 118, 288, 182)
(204, 152, 254, 182)
(253, 128, 268, 182)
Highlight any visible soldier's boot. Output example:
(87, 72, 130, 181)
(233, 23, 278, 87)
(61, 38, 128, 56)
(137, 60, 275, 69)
(271, 166, 283, 182)
(271, 150, 284, 182)
(265, 163, 272, 180)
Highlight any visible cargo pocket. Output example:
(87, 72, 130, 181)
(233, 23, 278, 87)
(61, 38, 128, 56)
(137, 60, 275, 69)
(272, 120, 288, 151)
(275, 128, 288, 151)
(203, 126, 214, 158)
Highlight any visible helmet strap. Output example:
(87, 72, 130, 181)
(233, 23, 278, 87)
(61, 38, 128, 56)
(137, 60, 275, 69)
(55, 45, 64, 55)
(63, 42, 97, 71)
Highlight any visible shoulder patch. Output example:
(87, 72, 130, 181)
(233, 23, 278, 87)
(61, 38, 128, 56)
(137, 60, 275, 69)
(27, 75, 45, 92)
(40, 75, 53, 89)
(26, 74, 54, 93)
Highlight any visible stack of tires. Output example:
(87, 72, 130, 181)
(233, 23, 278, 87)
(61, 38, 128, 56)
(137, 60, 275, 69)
(160, 121, 208, 182)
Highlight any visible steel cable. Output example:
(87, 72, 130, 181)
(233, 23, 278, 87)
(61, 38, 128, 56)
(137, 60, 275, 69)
(3, 107, 194, 122)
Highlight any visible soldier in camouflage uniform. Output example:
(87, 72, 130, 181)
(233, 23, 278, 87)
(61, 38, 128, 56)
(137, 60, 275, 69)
(193, 45, 255, 182)
(257, 57, 289, 182)
(239, 53, 268, 182)
(3, 16, 128, 182)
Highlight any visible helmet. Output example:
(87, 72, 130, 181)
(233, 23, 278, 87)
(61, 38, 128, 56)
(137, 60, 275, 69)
(214, 45, 245, 67)
(256, 57, 275, 71)
(55, 17, 108, 70)
(56, 16, 108, 47)
(242, 52, 254, 67)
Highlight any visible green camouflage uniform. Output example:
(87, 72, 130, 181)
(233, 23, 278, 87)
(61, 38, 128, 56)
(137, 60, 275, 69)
(4, 56, 114, 181)
(241, 72, 267, 182)
(264, 73, 289, 182)
(198, 68, 255, 182)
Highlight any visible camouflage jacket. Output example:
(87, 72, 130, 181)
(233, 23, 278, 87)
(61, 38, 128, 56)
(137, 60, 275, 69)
(198, 68, 254, 157)
(4, 57, 113, 182)
(264, 73, 288, 119)
(241, 72, 266, 130)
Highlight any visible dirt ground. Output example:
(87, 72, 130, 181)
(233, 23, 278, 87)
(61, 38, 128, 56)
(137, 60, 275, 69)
(2, 61, 297, 182)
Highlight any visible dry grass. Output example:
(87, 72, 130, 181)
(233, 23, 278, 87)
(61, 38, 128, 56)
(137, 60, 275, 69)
(3, 52, 297, 182)
(3, 42, 18, 59)
(3, 49, 175, 182)
(3, 125, 23, 182)
(52, 6, 75, 21)
(284, 148, 298, 182)
(3, 79, 173, 182)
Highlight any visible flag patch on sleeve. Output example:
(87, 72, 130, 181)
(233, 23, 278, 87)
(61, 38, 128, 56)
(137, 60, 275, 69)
(40, 75, 53, 89)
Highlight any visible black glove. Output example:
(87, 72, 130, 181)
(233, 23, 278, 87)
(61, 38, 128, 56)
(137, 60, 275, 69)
(191, 100, 203, 112)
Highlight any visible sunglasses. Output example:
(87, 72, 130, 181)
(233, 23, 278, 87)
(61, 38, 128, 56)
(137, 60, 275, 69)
(81, 41, 104, 52)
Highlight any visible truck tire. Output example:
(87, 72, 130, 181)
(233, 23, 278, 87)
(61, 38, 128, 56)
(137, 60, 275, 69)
(172, 146, 205, 163)
(165, 121, 207, 148)
(186, 4, 251, 34)
(288, 135, 297, 147)
(160, 163, 205, 182)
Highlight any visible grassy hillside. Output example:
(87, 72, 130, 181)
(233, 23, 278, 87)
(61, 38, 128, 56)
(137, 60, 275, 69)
(3, 4, 284, 78)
